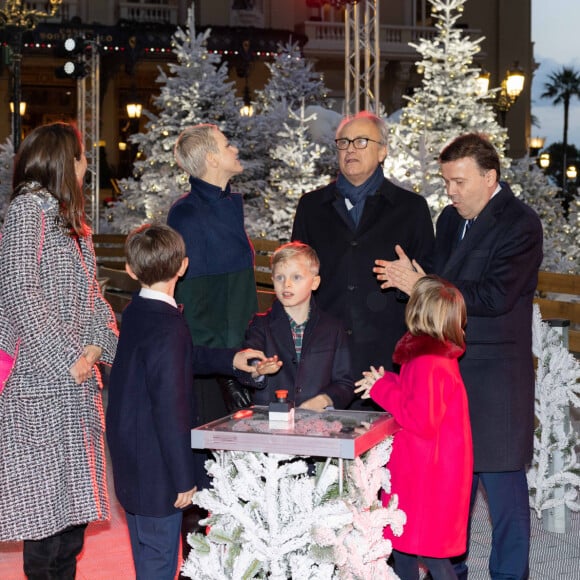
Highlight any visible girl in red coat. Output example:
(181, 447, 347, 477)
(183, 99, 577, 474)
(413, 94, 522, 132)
(355, 275, 473, 580)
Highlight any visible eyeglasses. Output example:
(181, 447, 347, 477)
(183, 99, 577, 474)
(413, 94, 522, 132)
(335, 137, 384, 150)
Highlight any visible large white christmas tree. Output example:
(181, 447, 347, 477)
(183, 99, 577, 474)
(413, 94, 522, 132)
(245, 102, 332, 241)
(244, 40, 336, 239)
(104, 5, 256, 232)
(384, 0, 508, 217)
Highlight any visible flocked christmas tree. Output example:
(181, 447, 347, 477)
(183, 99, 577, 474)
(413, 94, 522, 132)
(510, 157, 579, 273)
(181, 438, 404, 579)
(245, 102, 332, 241)
(104, 5, 259, 232)
(383, 0, 508, 218)
(0, 138, 14, 227)
(244, 40, 336, 239)
(527, 305, 580, 518)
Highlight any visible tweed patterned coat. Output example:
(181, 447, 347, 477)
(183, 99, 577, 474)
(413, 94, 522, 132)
(0, 185, 118, 541)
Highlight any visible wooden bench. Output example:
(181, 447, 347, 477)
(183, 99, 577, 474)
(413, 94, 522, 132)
(94, 234, 279, 320)
(93, 234, 127, 268)
(534, 271, 580, 354)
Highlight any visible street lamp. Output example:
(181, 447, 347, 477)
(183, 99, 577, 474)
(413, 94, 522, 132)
(567, 165, 577, 181)
(0, 0, 63, 150)
(239, 83, 254, 117)
(538, 153, 550, 170)
(126, 102, 142, 120)
(529, 136, 545, 157)
(494, 63, 526, 126)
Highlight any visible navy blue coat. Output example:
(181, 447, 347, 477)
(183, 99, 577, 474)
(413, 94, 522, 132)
(240, 298, 354, 409)
(433, 184, 543, 472)
(106, 296, 236, 517)
(292, 177, 434, 378)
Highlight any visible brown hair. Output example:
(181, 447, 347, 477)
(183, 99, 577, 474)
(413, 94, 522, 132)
(12, 122, 89, 237)
(125, 223, 186, 287)
(438, 132, 501, 182)
(271, 241, 320, 276)
(406, 275, 466, 348)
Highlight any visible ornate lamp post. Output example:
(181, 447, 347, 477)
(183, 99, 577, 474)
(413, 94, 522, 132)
(494, 63, 526, 127)
(0, 0, 62, 150)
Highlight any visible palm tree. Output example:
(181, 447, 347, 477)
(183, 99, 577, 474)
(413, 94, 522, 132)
(541, 66, 580, 187)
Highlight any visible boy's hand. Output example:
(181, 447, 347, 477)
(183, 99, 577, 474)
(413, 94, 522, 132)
(299, 394, 333, 412)
(233, 349, 268, 373)
(252, 355, 283, 378)
(174, 486, 197, 509)
(354, 365, 385, 399)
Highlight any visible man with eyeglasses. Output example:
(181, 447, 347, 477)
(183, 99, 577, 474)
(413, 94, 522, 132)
(291, 111, 434, 409)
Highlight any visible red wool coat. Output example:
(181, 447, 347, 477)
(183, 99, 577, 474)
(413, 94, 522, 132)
(371, 332, 473, 558)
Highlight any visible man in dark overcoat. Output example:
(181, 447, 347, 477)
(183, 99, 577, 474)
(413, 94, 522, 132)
(376, 133, 543, 580)
(291, 111, 434, 409)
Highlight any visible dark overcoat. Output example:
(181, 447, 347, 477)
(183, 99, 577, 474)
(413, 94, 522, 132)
(241, 298, 354, 409)
(433, 184, 543, 472)
(292, 177, 434, 378)
(106, 296, 236, 517)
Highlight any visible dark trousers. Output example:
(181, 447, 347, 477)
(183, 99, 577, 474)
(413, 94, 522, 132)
(392, 549, 457, 580)
(126, 511, 182, 580)
(23, 523, 87, 580)
(453, 470, 530, 580)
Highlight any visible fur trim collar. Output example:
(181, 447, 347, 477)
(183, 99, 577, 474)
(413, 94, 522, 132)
(393, 332, 465, 365)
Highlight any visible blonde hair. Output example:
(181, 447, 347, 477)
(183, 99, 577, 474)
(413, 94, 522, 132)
(174, 124, 219, 178)
(271, 241, 320, 276)
(406, 275, 466, 348)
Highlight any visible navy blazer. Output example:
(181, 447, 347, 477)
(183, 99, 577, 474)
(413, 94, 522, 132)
(292, 177, 434, 377)
(106, 296, 236, 517)
(240, 298, 354, 409)
(433, 183, 543, 471)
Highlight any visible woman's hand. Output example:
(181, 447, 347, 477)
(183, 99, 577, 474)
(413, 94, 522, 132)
(354, 365, 385, 399)
(83, 345, 102, 367)
(69, 345, 102, 384)
(70, 356, 93, 384)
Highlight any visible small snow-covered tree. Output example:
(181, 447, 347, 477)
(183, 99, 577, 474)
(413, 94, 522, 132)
(181, 438, 404, 579)
(246, 102, 332, 240)
(0, 138, 14, 225)
(511, 158, 579, 273)
(384, 0, 508, 217)
(527, 305, 580, 517)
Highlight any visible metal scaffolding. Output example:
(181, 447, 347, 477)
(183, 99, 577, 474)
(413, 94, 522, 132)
(76, 40, 100, 232)
(344, 0, 380, 115)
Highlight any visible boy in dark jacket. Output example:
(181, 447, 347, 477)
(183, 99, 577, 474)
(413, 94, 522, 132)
(242, 241, 354, 411)
(106, 224, 265, 580)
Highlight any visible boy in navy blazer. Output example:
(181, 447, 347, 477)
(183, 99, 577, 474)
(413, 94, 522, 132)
(106, 224, 265, 580)
(242, 242, 354, 411)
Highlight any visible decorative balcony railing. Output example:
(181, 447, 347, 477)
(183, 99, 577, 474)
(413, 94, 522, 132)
(118, 1, 178, 25)
(301, 21, 481, 58)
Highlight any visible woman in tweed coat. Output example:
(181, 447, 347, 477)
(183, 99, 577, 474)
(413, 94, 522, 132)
(0, 123, 118, 578)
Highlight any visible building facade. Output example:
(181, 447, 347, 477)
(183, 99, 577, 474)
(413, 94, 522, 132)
(0, 0, 533, 183)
